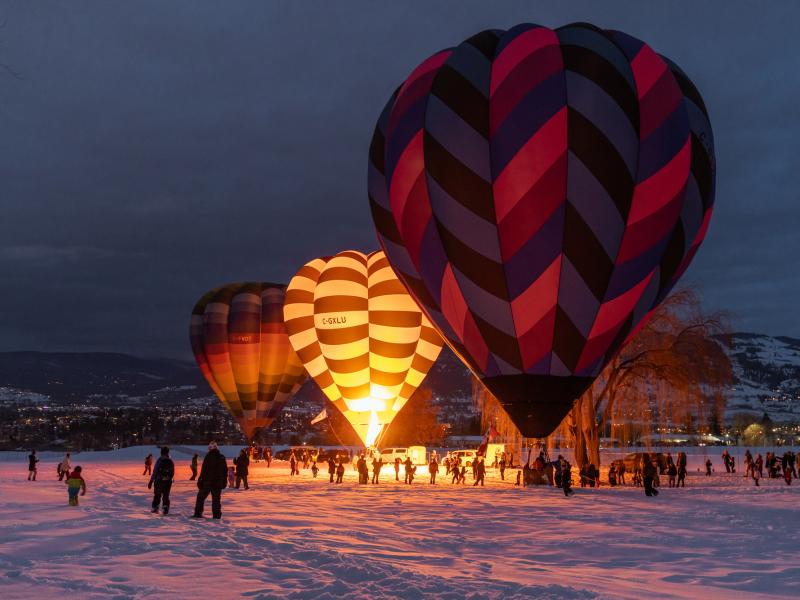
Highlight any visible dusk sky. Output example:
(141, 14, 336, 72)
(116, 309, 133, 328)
(1, 1, 798, 358)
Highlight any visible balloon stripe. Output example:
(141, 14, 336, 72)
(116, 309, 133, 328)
(191, 282, 305, 439)
(285, 250, 443, 446)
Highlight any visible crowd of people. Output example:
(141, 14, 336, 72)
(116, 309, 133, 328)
(741, 449, 796, 486)
(22, 444, 798, 515)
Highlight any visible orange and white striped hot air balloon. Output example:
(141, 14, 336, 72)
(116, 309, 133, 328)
(283, 250, 443, 447)
(190, 282, 306, 441)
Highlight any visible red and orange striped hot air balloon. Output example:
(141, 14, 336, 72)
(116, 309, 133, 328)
(190, 282, 306, 441)
(283, 250, 443, 447)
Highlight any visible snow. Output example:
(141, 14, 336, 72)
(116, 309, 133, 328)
(1, 447, 799, 599)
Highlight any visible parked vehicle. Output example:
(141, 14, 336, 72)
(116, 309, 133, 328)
(378, 446, 427, 465)
(484, 443, 515, 467)
(448, 449, 479, 468)
(316, 448, 352, 463)
(613, 452, 670, 475)
(274, 446, 315, 461)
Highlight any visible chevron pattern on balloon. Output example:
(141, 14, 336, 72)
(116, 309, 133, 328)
(369, 23, 715, 437)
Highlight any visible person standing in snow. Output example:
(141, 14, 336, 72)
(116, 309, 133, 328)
(498, 456, 506, 481)
(642, 454, 659, 497)
(234, 448, 250, 490)
(59, 453, 71, 481)
(356, 454, 368, 485)
(428, 457, 439, 484)
(143, 453, 153, 477)
(677, 460, 687, 488)
(451, 458, 461, 484)
(473, 457, 485, 487)
(721, 449, 731, 473)
(264, 447, 272, 468)
(190, 453, 199, 480)
(667, 461, 677, 487)
(27, 450, 39, 481)
(394, 457, 401, 481)
(65, 465, 86, 506)
(289, 451, 299, 476)
(335, 460, 345, 484)
(192, 442, 228, 519)
(148, 446, 174, 515)
(608, 464, 617, 487)
(404, 457, 413, 484)
(327, 457, 336, 483)
(743, 449, 753, 478)
(560, 457, 573, 497)
(705, 458, 713, 476)
(553, 456, 564, 488)
(371, 457, 383, 484)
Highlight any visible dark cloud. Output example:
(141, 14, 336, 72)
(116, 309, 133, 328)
(0, 1, 797, 357)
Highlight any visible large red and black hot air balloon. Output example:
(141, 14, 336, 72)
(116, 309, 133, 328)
(190, 282, 306, 440)
(368, 23, 715, 437)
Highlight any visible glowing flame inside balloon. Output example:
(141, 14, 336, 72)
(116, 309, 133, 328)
(365, 409, 382, 448)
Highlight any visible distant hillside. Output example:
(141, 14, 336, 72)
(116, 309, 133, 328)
(725, 333, 800, 422)
(0, 351, 206, 405)
(0, 333, 798, 422)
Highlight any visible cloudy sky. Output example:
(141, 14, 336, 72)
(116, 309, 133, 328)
(1, 1, 797, 358)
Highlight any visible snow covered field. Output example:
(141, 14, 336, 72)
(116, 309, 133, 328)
(1, 446, 798, 599)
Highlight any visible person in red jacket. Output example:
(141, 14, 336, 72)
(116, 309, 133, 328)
(65, 466, 87, 506)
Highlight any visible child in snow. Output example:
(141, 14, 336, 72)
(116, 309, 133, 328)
(705, 458, 713, 476)
(227, 466, 236, 488)
(65, 466, 86, 506)
(311, 462, 319, 478)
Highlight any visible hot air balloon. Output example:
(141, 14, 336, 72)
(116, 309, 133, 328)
(190, 282, 306, 441)
(283, 250, 443, 447)
(368, 23, 715, 437)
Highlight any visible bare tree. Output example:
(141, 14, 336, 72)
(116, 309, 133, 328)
(381, 387, 446, 447)
(560, 289, 734, 467)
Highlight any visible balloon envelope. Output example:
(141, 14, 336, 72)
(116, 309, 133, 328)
(283, 250, 443, 446)
(369, 23, 715, 437)
(190, 282, 306, 440)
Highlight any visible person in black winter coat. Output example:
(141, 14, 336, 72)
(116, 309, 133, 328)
(149, 446, 175, 514)
(404, 457, 413, 484)
(28, 450, 39, 481)
(357, 455, 369, 485)
(473, 458, 485, 487)
(643, 455, 659, 497)
(234, 449, 250, 490)
(560, 457, 574, 497)
(327, 457, 336, 483)
(193, 442, 228, 519)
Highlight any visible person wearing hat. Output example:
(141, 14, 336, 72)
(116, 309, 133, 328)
(192, 442, 228, 519)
